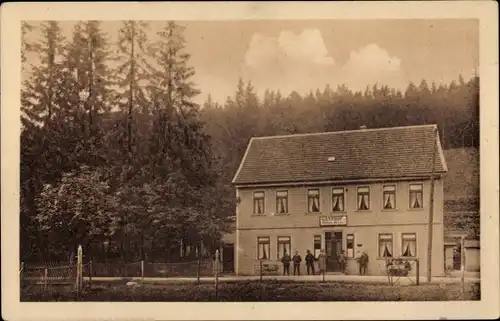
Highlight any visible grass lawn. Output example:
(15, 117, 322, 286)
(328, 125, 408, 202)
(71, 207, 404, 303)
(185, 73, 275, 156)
(21, 279, 480, 302)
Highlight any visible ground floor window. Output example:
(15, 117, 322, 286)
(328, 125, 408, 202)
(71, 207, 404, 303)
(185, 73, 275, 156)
(378, 233, 393, 258)
(346, 234, 355, 258)
(314, 235, 322, 258)
(277, 236, 291, 260)
(257, 237, 270, 260)
(401, 233, 417, 257)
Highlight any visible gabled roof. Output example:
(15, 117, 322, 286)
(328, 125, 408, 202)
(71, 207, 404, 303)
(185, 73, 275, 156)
(232, 124, 447, 186)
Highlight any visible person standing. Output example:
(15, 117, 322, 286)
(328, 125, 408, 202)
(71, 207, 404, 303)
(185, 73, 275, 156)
(292, 251, 302, 276)
(281, 250, 291, 276)
(360, 251, 369, 275)
(355, 244, 363, 275)
(305, 250, 316, 275)
(338, 250, 346, 274)
(318, 249, 327, 276)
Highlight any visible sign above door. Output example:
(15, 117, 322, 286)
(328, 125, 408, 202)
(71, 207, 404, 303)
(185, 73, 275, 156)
(319, 215, 347, 226)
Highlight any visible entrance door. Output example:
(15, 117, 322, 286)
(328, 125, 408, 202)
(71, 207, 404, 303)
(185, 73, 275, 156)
(222, 243, 235, 273)
(325, 232, 343, 272)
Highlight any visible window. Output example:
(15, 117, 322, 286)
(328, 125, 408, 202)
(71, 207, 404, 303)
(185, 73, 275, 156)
(308, 189, 320, 212)
(253, 191, 265, 215)
(357, 186, 370, 211)
(276, 190, 288, 214)
(378, 234, 393, 258)
(383, 185, 396, 209)
(314, 235, 322, 258)
(346, 234, 355, 258)
(332, 187, 345, 212)
(401, 233, 417, 257)
(257, 237, 270, 260)
(409, 184, 423, 209)
(277, 236, 291, 260)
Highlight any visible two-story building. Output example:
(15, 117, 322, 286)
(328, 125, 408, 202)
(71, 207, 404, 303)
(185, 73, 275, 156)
(231, 124, 448, 276)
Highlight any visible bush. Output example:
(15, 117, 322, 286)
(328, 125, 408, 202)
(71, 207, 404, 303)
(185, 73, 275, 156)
(21, 280, 480, 302)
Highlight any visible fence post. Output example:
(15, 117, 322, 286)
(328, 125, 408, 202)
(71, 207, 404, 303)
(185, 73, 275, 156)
(260, 260, 263, 282)
(76, 245, 83, 299)
(215, 250, 220, 301)
(44, 267, 48, 291)
(416, 259, 420, 286)
(141, 260, 144, 284)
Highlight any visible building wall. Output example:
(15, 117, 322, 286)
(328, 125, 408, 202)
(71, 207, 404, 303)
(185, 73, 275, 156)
(235, 179, 445, 277)
(465, 247, 480, 272)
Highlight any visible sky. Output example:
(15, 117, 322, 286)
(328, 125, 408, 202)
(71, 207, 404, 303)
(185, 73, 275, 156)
(26, 19, 479, 105)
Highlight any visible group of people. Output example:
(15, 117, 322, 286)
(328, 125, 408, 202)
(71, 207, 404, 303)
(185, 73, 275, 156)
(279, 245, 369, 276)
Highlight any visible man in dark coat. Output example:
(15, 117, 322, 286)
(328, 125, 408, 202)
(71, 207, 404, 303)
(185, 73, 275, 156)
(305, 250, 316, 275)
(292, 251, 302, 276)
(281, 250, 291, 276)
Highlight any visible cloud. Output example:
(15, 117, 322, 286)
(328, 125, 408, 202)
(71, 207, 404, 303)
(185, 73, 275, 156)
(237, 33, 405, 100)
(241, 29, 336, 97)
(244, 29, 335, 68)
(340, 44, 405, 91)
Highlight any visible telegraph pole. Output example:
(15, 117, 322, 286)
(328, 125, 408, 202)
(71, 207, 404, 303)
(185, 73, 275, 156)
(426, 126, 438, 282)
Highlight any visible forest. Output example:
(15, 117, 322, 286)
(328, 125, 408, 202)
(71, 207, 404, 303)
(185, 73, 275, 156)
(20, 21, 479, 263)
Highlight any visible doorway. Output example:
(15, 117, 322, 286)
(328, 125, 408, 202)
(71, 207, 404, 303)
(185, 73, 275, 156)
(325, 231, 343, 272)
(222, 243, 235, 274)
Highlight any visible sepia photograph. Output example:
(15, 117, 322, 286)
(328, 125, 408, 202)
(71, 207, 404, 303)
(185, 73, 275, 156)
(1, 1, 499, 320)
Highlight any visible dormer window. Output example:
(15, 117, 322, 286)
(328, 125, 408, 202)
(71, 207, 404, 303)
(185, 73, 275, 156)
(253, 191, 265, 215)
(276, 190, 288, 214)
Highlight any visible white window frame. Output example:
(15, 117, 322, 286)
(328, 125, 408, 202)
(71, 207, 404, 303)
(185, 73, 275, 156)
(357, 186, 371, 211)
(409, 183, 424, 209)
(257, 236, 271, 260)
(382, 184, 397, 210)
(332, 187, 346, 212)
(401, 233, 417, 258)
(307, 188, 321, 213)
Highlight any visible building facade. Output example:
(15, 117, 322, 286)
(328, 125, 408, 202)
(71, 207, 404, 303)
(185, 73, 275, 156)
(232, 125, 448, 277)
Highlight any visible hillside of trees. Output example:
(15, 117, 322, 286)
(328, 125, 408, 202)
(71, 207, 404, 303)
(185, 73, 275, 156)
(21, 21, 479, 263)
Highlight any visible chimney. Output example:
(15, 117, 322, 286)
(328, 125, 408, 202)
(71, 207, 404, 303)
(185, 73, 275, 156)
(359, 125, 367, 130)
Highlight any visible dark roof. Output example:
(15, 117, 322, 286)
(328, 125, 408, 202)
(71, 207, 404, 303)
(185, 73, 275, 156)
(232, 124, 447, 185)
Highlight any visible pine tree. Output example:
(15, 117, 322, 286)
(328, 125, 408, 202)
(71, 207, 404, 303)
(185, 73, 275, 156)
(22, 21, 66, 126)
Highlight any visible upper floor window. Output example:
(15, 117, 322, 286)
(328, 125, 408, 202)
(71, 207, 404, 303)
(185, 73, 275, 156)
(346, 234, 355, 258)
(277, 236, 291, 260)
(378, 233, 393, 258)
(357, 186, 370, 211)
(314, 235, 322, 258)
(276, 190, 288, 214)
(383, 185, 396, 209)
(308, 189, 320, 212)
(401, 233, 417, 257)
(253, 191, 265, 215)
(332, 187, 345, 212)
(409, 183, 423, 209)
